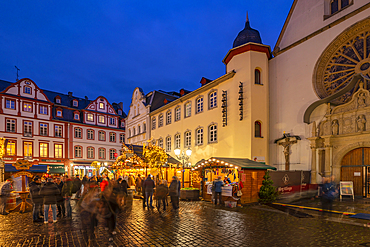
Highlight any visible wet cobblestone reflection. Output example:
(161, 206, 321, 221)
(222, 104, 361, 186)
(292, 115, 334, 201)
(1, 200, 370, 246)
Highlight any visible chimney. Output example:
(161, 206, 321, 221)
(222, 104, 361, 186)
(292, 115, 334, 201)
(180, 89, 185, 96)
(84, 96, 88, 100)
(119, 102, 123, 109)
(164, 99, 168, 104)
(68, 92, 73, 97)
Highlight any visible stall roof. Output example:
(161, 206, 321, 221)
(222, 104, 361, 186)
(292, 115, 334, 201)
(194, 157, 277, 170)
(5, 164, 48, 173)
(129, 145, 181, 165)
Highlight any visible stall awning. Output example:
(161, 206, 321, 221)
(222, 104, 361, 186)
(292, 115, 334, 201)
(194, 157, 277, 170)
(46, 164, 65, 174)
(5, 164, 48, 173)
(130, 144, 181, 165)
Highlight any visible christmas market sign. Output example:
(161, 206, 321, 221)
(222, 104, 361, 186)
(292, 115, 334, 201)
(13, 171, 33, 178)
(13, 159, 33, 170)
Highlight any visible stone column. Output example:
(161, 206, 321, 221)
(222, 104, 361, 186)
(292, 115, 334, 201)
(310, 144, 317, 184)
(324, 144, 332, 177)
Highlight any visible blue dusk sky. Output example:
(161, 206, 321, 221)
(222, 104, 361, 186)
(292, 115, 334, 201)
(0, 1, 294, 113)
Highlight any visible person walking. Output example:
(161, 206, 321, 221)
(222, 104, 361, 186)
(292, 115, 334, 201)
(135, 174, 142, 195)
(100, 178, 109, 192)
(29, 177, 43, 222)
(73, 175, 82, 199)
(40, 178, 59, 223)
(321, 175, 338, 217)
(62, 176, 73, 219)
(117, 178, 128, 207)
(213, 176, 224, 206)
(55, 177, 65, 218)
(169, 176, 180, 210)
(142, 175, 155, 208)
(156, 180, 168, 211)
(0, 179, 12, 215)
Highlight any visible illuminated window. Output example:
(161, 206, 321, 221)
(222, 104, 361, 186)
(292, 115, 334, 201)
(5, 99, 15, 109)
(6, 141, 15, 156)
(24, 142, 32, 158)
(99, 102, 104, 109)
(55, 144, 63, 158)
(39, 143, 48, 157)
(40, 105, 48, 115)
(98, 115, 105, 123)
(87, 113, 93, 121)
(23, 102, 32, 112)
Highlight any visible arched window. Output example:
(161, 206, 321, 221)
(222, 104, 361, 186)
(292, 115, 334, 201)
(196, 97, 203, 113)
(255, 121, 262, 137)
(209, 124, 217, 143)
(99, 148, 106, 159)
(255, 69, 261, 85)
(330, 0, 339, 14)
(158, 114, 164, 127)
(166, 136, 171, 152)
(166, 110, 172, 125)
(87, 147, 94, 159)
(152, 117, 156, 130)
(74, 146, 82, 158)
(196, 128, 203, 145)
(184, 131, 191, 147)
(109, 149, 116, 160)
(209, 91, 217, 109)
(175, 133, 181, 149)
(158, 138, 163, 148)
(175, 106, 181, 121)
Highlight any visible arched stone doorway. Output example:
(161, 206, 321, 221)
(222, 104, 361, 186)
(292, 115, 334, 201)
(340, 147, 370, 197)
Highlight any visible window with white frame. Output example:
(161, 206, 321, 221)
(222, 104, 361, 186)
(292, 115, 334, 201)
(24, 86, 31, 94)
(5, 99, 15, 109)
(40, 123, 48, 136)
(87, 147, 94, 159)
(73, 100, 78, 107)
(56, 109, 62, 117)
(39, 143, 48, 157)
(74, 113, 80, 120)
(209, 91, 217, 109)
(74, 128, 82, 138)
(184, 131, 191, 147)
(99, 102, 104, 109)
(152, 117, 156, 130)
(98, 131, 105, 141)
(110, 132, 116, 142)
(87, 113, 93, 121)
(185, 102, 191, 118)
(99, 148, 105, 159)
(39, 105, 48, 114)
(24, 121, 32, 136)
(6, 119, 16, 132)
(166, 111, 172, 125)
(158, 114, 164, 127)
(120, 133, 125, 143)
(109, 117, 115, 125)
(98, 115, 105, 123)
(158, 138, 163, 148)
(55, 125, 62, 137)
(209, 124, 217, 143)
(196, 128, 203, 145)
(56, 98, 61, 104)
(196, 97, 203, 113)
(175, 134, 181, 149)
(23, 102, 32, 112)
(166, 136, 171, 152)
(175, 106, 181, 121)
(55, 144, 63, 158)
(75, 146, 82, 158)
(87, 129, 94, 140)
(109, 149, 116, 160)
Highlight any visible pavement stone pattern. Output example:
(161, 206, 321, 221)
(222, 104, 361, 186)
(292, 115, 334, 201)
(1, 199, 370, 246)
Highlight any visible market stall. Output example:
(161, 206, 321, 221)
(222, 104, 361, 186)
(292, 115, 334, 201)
(193, 157, 276, 205)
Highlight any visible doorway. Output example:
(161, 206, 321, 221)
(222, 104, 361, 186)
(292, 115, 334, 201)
(340, 147, 370, 197)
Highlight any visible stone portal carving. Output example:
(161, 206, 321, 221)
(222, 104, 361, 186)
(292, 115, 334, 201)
(332, 120, 339, 135)
(357, 115, 366, 132)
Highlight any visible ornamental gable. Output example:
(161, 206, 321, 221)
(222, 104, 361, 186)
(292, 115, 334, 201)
(1, 78, 49, 102)
(85, 96, 117, 115)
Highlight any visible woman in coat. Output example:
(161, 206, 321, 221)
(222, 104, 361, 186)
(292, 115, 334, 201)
(40, 178, 60, 223)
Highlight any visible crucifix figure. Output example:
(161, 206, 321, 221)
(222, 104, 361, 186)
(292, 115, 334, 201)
(279, 137, 297, 171)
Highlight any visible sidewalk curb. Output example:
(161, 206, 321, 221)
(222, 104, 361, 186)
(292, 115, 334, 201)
(272, 202, 357, 215)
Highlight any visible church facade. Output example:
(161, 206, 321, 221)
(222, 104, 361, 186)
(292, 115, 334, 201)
(125, 0, 370, 196)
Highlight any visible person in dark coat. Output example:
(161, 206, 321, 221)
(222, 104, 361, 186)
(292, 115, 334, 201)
(117, 178, 128, 207)
(169, 176, 180, 209)
(62, 176, 73, 218)
(73, 175, 82, 198)
(55, 177, 65, 218)
(156, 180, 168, 211)
(142, 175, 155, 208)
(82, 175, 88, 184)
(40, 178, 59, 223)
(29, 177, 43, 222)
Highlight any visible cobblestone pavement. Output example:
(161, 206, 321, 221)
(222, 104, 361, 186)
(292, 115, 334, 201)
(1, 199, 370, 246)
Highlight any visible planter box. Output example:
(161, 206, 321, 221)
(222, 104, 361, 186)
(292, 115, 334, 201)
(180, 189, 200, 200)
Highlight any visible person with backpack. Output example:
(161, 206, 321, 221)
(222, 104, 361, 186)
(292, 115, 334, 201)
(142, 175, 155, 209)
(169, 176, 180, 209)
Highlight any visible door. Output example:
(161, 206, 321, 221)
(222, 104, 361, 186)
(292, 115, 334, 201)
(340, 148, 370, 197)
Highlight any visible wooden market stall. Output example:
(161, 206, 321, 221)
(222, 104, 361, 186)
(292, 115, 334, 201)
(193, 157, 276, 205)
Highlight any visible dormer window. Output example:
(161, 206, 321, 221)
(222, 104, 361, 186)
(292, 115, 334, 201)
(74, 112, 80, 120)
(118, 110, 122, 115)
(73, 100, 78, 107)
(55, 96, 61, 104)
(56, 109, 63, 117)
(24, 86, 31, 95)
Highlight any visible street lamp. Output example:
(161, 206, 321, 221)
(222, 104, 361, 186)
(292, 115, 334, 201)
(174, 148, 192, 188)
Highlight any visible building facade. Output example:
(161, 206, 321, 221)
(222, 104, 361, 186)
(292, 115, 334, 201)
(0, 78, 126, 177)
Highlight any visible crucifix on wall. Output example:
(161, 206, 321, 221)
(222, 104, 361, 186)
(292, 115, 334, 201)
(274, 133, 301, 171)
